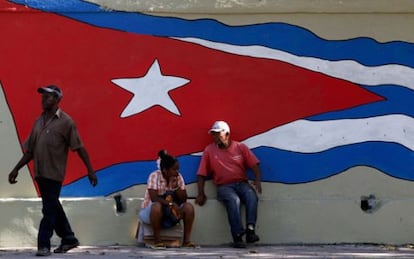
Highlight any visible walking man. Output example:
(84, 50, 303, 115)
(8, 85, 98, 256)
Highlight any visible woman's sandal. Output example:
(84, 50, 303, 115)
(147, 242, 167, 250)
(182, 241, 200, 248)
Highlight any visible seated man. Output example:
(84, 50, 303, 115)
(196, 121, 262, 248)
(139, 150, 196, 249)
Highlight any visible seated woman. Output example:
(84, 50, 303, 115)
(139, 150, 196, 248)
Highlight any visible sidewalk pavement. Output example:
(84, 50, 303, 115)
(1, 244, 414, 258)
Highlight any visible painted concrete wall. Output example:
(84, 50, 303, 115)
(0, 0, 413, 246)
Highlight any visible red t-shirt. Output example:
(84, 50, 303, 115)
(197, 140, 259, 185)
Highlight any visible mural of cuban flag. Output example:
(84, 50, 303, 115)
(0, 0, 413, 197)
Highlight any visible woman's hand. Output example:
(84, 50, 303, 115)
(169, 175, 179, 190)
(171, 203, 182, 219)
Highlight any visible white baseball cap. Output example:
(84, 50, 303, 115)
(208, 121, 230, 134)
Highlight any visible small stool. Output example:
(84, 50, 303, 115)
(136, 221, 183, 247)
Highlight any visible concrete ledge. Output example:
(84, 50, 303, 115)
(2, 195, 414, 247)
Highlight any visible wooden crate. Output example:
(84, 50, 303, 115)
(136, 221, 183, 247)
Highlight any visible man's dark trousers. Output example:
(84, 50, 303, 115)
(36, 177, 76, 250)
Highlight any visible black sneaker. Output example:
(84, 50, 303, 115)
(232, 235, 247, 248)
(246, 229, 260, 243)
(54, 240, 80, 253)
(36, 247, 51, 256)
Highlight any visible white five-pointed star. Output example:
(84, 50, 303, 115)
(111, 59, 190, 118)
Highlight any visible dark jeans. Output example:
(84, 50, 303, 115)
(217, 181, 258, 239)
(36, 177, 76, 249)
